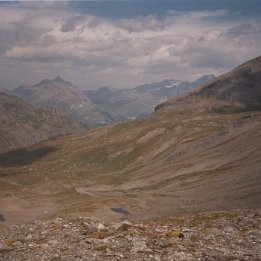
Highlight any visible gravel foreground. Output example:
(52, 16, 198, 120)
(0, 209, 260, 261)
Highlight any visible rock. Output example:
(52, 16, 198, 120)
(116, 220, 133, 231)
(54, 217, 63, 224)
(26, 234, 33, 240)
(159, 239, 173, 248)
(48, 239, 59, 245)
(84, 226, 97, 235)
(85, 238, 92, 244)
(131, 237, 152, 253)
(0, 209, 260, 260)
(166, 230, 184, 238)
(96, 223, 106, 230)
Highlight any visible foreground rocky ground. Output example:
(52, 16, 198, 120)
(0, 209, 260, 261)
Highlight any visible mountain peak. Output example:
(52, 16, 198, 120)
(34, 76, 66, 87)
(54, 76, 64, 82)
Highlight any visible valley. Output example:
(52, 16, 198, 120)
(0, 56, 260, 227)
(0, 1, 260, 259)
(0, 110, 260, 226)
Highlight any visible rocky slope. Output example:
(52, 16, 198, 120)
(0, 91, 84, 152)
(86, 75, 214, 121)
(13, 76, 114, 127)
(0, 209, 260, 260)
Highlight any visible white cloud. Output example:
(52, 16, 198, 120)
(0, 4, 260, 89)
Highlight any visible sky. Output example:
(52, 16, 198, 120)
(0, 1, 260, 90)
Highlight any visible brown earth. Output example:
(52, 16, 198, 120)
(0, 209, 260, 260)
(0, 56, 260, 228)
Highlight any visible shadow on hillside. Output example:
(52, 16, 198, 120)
(0, 213, 5, 222)
(0, 146, 57, 167)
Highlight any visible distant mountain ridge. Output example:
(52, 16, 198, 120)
(11, 75, 214, 125)
(0, 85, 12, 95)
(155, 56, 261, 113)
(13, 76, 114, 127)
(86, 75, 214, 120)
(0, 91, 84, 152)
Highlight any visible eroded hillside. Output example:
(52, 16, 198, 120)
(0, 110, 260, 226)
(0, 92, 84, 153)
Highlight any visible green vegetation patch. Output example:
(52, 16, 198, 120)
(0, 146, 57, 167)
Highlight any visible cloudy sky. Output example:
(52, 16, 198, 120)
(0, 0, 260, 90)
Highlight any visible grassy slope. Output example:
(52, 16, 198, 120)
(0, 109, 260, 226)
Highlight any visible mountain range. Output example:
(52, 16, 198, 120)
(0, 74, 213, 153)
(86, 75, 214, 120)
(0, 56, 260, 226)
(12, 75, 214, 126)
(13, 76, 114, 127)
(156, 56, 261, 113)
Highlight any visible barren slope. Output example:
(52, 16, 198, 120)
(0, 110, 260, 226)
(0, 92, 84, 153)
(156, 56, 261, 113)
(13, 76, 114, 127)
(0, 56, 260, 226)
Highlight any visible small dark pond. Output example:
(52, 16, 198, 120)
(111, 207, 130, 215)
